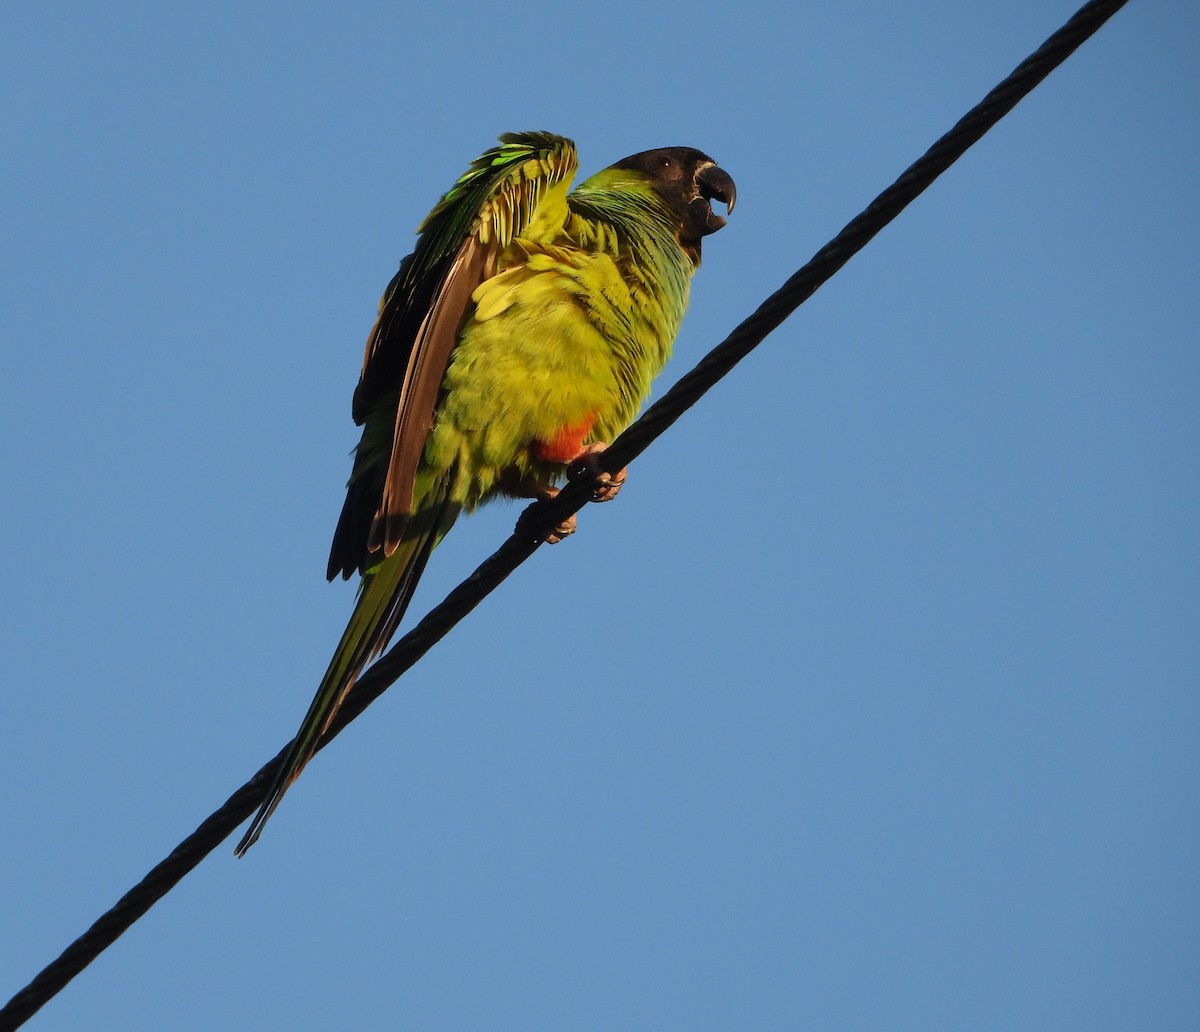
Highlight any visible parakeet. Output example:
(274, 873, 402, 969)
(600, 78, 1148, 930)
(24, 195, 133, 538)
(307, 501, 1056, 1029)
(235, 132, 735, 854)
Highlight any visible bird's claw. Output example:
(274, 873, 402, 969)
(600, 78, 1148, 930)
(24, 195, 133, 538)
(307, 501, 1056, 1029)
(568, 442, 628, 503)
(542, 514, 577, 544)
(515, 488, 577, 545)
(587, 467, 628, 503)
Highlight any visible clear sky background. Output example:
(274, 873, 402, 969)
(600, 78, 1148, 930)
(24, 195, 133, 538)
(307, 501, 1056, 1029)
(2, 2, 1197, 1029)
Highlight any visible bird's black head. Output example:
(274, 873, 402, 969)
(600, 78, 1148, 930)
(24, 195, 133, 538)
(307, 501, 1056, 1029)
(613, 146, 737, 247)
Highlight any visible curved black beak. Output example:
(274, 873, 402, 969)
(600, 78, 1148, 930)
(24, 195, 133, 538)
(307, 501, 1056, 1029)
(698, 164, 736, 214)
(694, 163, 737, 235)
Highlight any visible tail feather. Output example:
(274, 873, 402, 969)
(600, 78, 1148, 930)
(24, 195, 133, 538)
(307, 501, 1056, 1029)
(235, 483, 459, 855)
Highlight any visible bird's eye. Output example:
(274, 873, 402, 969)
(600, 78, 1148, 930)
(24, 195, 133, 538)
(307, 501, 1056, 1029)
(655, 155, 674, 171)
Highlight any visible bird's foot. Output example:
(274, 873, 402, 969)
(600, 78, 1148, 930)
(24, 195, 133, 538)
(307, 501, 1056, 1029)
(515, 486, 577, 544)
(511, 443, 627, 544)
(568, 442, 628, 503)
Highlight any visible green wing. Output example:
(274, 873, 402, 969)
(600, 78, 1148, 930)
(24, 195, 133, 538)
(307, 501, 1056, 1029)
(236, 134, 578, 855)
(328, 132, 578, 579)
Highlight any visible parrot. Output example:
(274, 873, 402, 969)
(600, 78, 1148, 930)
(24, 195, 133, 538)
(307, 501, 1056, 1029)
(235, 131, 735, 855)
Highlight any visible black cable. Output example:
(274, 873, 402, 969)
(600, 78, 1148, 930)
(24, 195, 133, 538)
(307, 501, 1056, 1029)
(0, 2, 1129, 1026)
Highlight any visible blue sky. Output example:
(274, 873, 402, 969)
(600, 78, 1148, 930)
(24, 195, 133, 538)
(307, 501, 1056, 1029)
(2, 2, 1197, 1029)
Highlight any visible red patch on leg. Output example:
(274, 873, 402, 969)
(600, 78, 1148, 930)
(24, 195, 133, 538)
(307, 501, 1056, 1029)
(534, 413, 596, 464)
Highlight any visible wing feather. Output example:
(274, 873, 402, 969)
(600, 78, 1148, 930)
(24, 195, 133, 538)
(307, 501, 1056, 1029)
(327, 132, 578, 577)
(368, 236, 485, 554)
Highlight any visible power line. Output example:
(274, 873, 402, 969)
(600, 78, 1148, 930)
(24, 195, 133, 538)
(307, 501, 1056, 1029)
(0, 2, 1129, 1027)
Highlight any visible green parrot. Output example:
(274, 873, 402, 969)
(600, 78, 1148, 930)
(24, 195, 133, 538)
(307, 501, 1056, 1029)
(235, 131, 735, 854)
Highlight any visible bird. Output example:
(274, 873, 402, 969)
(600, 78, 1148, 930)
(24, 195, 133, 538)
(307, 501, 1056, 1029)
(235, 131, 735, 854)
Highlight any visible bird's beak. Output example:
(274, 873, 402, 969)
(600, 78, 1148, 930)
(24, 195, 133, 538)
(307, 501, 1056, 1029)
(693, 163, 737, 235)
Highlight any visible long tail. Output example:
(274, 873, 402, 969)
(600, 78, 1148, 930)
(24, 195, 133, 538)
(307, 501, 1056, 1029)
(235, 485, 459, 855)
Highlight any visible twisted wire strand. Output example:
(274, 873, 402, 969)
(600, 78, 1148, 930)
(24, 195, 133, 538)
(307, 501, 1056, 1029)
(0, 2, 1128, 1027)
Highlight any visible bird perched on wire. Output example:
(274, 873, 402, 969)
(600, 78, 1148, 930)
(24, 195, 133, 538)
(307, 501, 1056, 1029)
(236, 131, 735, 854)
